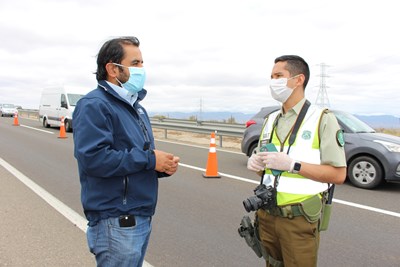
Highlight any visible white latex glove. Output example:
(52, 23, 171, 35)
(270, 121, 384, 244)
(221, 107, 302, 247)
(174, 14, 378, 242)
(247, 153, 266, 172)
(261, 152, 294, 172)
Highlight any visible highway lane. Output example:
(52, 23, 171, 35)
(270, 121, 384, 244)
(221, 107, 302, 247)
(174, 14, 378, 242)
(152, 141, 400, 267)
(1, 116, 399, 266)
(0, 117, 83, 213)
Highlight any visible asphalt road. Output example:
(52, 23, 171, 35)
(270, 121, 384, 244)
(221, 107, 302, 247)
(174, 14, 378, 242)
(0, 116, 399, 266)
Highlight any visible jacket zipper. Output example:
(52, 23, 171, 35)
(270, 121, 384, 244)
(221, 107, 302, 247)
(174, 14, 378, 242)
(123, 176, 129, 205)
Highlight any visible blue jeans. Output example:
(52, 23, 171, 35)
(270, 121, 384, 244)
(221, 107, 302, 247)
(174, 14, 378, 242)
(87, 216, 152, 267)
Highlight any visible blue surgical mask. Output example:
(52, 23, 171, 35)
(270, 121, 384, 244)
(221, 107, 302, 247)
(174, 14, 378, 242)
(114, 63, 146, 94)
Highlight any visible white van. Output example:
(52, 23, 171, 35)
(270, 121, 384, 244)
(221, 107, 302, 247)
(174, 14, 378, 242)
(39, 86, 88, 132)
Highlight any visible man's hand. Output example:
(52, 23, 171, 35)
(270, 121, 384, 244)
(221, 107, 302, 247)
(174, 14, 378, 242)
(260, 152, 293, 172)
(165, 156, 180, 175)
(154, 150, 174, 172)
(154, 150, 179, 175)
(247, 153, 266, 172)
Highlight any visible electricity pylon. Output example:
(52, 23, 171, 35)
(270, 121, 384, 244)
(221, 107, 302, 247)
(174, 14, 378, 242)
(315, 63, 331, 108)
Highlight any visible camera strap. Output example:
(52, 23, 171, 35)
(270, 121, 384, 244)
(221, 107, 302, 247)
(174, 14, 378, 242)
(261, 100, 311, 187)
(287, 99, 311, 153)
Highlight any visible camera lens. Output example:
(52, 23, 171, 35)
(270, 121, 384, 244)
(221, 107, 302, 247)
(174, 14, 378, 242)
(243, 196, 262, 212)
(243, 199, 252, 212)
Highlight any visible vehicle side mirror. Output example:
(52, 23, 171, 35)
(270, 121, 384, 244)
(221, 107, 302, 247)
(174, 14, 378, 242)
(61, 101, 68, 109)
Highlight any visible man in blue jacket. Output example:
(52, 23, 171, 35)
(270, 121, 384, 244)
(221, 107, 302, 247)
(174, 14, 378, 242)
(73, 36, 180, 267)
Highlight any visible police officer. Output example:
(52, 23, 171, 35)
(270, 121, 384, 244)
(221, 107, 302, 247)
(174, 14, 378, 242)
(247, 55, 347, 267)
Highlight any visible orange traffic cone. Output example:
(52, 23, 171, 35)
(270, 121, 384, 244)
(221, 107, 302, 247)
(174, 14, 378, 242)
(12, 111, 20, 126)
(58, 116, 67, 139)
(203, 132, 221, 178)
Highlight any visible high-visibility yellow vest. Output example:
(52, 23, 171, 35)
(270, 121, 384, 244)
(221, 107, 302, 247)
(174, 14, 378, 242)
(259, 105, 329, 206)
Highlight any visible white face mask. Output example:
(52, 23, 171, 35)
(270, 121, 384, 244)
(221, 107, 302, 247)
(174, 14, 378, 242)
(269, 76, 298, 103)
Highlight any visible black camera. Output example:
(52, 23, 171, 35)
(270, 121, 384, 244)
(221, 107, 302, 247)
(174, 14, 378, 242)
(243, 184, 276, 212)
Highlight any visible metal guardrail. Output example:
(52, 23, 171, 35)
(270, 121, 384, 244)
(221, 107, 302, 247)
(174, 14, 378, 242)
(153, 117, 245, 129)
(17, 109, 39, 119)
(18, 110, 245, 147)
(150, 118, 245, 147)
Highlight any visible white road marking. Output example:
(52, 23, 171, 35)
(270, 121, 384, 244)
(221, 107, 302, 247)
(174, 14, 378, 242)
(0, 158, 154, 267)
(11, 119, 397, 249)
(179, 163, 259, 184)
(2, 125, 399, 265)
(179, 162, 400, 218)
(0, 158, 87, 231)
(333, 199, 400, 218)
(20, 124, 54, 134)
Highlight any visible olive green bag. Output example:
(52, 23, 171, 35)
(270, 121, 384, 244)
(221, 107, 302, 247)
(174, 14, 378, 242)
(319, 202, 332, 231)
(299, 185, 335, 231)
(299, 194, 322, 223)
(300, 185, 335, 231)
(318, 185, 335, 231)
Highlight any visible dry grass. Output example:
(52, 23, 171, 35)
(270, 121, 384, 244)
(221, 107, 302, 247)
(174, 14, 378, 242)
(375, 128, 400, 137)
(152, 128, 242, 151)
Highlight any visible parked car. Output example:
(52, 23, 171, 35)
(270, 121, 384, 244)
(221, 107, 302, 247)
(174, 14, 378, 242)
(241, 106, 400, 189)
(0, 103, 18, 117)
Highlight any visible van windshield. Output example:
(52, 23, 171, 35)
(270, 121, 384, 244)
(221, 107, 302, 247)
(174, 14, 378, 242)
(67, 94, 85, 106)
(3, 104, 15, 108)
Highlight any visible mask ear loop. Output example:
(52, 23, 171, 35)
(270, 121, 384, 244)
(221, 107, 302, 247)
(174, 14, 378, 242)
(112, 63, 127, 88)
(115, 77, 124, 88)
(288, 74, 302, 90)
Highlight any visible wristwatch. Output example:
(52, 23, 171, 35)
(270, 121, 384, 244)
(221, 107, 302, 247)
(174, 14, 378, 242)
(291, 161, 302, 174)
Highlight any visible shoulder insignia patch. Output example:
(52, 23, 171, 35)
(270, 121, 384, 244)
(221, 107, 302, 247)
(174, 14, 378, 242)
(336, 130, 345, 147)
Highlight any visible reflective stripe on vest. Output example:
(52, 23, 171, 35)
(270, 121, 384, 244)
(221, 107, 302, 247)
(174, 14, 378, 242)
(259, 105, 329, 205)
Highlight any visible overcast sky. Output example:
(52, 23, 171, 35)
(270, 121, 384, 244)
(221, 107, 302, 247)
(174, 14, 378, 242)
(1, 0, 399, 117)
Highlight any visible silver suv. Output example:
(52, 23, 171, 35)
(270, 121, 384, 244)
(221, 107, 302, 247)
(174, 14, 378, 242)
(241, 106, 400, 189)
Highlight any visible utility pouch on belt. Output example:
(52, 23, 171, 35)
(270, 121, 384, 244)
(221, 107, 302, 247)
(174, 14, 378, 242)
(319, 184, 335, 231)
(299, 194, 322, 223)
(319, 202, 332, 231)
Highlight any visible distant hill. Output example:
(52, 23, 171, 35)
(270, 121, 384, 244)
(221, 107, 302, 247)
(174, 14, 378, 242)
(149, 111, 400, 129)
(355, 115, 400, 129)
(148, 111, 253, 124)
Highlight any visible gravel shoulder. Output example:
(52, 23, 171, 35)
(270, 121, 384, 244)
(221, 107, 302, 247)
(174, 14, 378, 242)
(152, 128, 242, 152)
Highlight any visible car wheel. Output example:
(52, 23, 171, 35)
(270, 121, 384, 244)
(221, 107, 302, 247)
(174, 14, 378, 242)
(64, 119, 72, 132)
(348, 156, 383, 189)
(43, 118, 50, 128)
(248, 142, 258, 157)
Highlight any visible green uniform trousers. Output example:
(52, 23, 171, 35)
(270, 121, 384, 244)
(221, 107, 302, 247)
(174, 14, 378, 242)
(257, 209, 320, 267)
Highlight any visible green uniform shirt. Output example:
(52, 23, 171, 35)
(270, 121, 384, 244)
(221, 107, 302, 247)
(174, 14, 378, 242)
(275, 98, 346, 167)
